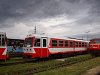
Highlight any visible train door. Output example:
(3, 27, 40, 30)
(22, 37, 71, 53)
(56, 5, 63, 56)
(41, 37, 49, 58)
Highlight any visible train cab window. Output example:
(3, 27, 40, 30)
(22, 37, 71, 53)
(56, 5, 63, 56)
(34, 38, 40, 47)
(75, 42, 78, 47)
(59, 40, 63, 47)
(65, 41, 68, 47)
(70, 41, 73, 47)
(52, 40, 57, 46)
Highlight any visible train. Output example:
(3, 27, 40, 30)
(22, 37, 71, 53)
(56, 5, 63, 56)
(0, 32, 99, 61)
(23, 34, 89, 59)
(89, 38, 100, 56)
(0, 32, 24, 61)
(0, 32, 8, 61)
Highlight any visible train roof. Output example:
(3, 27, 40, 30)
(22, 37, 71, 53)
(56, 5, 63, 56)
(90, 38, 100, 40)
(27, 33, 88, 42)
(8, 38, 24, 40)
(7, 38, 24, 41)
(0, 32, 6, 35)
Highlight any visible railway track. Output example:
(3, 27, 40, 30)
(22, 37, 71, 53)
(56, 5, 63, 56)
(0, 60, 34, 67)
(24, 56, 95, 75)
(0, 54, 95, 75)
(0, 58, 47, 67)
(0, 54, 89, 67)
(0, 57, 56, 67)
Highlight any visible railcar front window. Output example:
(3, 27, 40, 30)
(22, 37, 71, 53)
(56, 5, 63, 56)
(96, 39, 100, 44)
(24, 38, 32, 47)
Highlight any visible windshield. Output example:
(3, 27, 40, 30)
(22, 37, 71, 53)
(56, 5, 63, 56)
(24, 38, 33, 47)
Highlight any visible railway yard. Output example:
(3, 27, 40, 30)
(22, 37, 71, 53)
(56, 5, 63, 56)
(0, 0, 100, 75)
(0, 54, 100, 75)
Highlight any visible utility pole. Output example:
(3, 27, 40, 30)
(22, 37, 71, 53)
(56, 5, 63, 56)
(82, 36, 83, 40)
(85, 31, 90, 41)
(34, 26, 36, 34)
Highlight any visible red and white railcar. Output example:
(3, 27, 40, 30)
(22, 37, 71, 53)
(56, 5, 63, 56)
(23, 34, 88, 59)
(89, 38, 100, 55)
(0, 32, 8, 61)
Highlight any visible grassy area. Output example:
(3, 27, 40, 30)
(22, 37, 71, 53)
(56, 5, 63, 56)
(0, 54, 97, 75)
(0, 55, 92, 75)
(34, 57, 100, 75)
(64, 54, 93, 63)
(0, 59, 62, 74)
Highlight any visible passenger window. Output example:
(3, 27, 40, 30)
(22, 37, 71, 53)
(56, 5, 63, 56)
(82, 42, 84, 47)
(75, 42, 78, 47)
(52, 40, 57, 46)
(65, 41, 68, 47)
(34, 38, 40, 47)
(70, 41, 73, 47)
(79, 42, 81, 47)
(59, 40, 63, 47)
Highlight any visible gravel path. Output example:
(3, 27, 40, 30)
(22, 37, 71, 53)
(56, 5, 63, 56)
(83, 66, 100, 75)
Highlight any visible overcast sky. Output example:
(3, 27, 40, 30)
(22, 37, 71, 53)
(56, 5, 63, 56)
(0, 0, 100, 40)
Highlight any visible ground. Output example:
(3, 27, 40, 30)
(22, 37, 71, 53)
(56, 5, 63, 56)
(83, 66, 100, 75)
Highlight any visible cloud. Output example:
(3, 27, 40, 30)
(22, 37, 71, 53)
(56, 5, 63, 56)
(0, 0, 99, 40)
